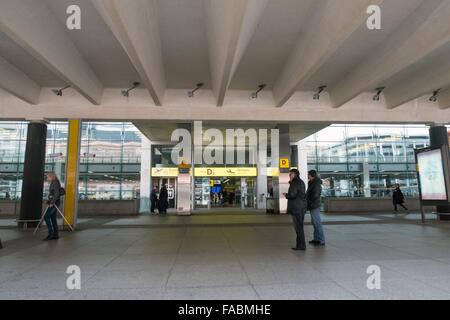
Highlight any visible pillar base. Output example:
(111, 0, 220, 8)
(437, 205, 450, 221)
(438, 213, 450, 221)
(139, 197, 150, 214)
(17, 221, 40, 229)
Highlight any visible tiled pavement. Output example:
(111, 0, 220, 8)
(1, 212, 450, 300)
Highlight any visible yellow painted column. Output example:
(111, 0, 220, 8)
(63, 120, 81, 229)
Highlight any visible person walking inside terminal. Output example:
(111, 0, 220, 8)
(158, 184, 169, 215)
(150, 186, 158, 214)
(393, 184, 408, 213)
(307, 170, 325, 246)
(43, 172, 61, 241)
(284, 169, 307, 251)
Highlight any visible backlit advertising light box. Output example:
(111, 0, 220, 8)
(415, 146, 450, 205)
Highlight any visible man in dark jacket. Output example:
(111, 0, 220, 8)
(307, 170, 325, 246)
(284, 169, 307, 251)
(158, 185, 169, 215)
(393, 184, 408, 213)
(43, 172, 61, 241)
(150, 186, 158, 213)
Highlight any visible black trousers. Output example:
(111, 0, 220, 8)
(394, 203, 408, 211)
(44, 205, 59, 238)
(291, 212, 306, 249)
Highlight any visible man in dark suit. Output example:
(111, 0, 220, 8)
(158, 185, 169, 215)
(284, 168, 307, 251)
(150, 186, 158, 213)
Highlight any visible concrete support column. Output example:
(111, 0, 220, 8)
(177, 123, 192, 215)
(63, 120, 81, 229)
(257, 167, 268, 209)
(273, 124, 290, 214)
(19, 121, 47, 227)
(297, 140, 308, 184)
(254, 143, 267, 209)
(429, 125, 450, 220)
(363, 162, 371, 198)
(139, 137, 151, 214)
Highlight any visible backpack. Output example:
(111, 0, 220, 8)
(59, 187, 66, 196)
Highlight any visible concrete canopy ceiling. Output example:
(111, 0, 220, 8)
(133, 120, 326, 143)
(2, 0, 450, 114)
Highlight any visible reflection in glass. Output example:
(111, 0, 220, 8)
(307, 124, 430, 198)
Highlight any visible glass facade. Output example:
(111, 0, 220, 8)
(0, 121, 142, 202)
(306, 124, 430, 198)
(0, 121, 438, 206)
(0, 121, 68, 201)
(79, 122, 142, 200)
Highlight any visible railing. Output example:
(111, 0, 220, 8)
(322, 187, 419, 198)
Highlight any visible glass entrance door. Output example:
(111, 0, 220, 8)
(193, 176, 257, 210)
(241, 177, 256, 209)
(152, 177, 177, 209)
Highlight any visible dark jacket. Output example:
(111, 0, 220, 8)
(158, 186, 169, 211)
(307, 178, 322, 210)
(393, 188, 405, 204)
(285, 177, 307, 214)
(151, 189, 158, 203)
(48, 179, 61, 206)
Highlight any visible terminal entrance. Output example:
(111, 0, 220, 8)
(152, 177, 177, 209)
(194, 176, 256, 210)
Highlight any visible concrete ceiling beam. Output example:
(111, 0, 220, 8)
(273, 0, 384, 108)
(0, 0, 104, 105)
(93, 0, 166, 106)
(204, 0, 268, 107)
(0, 56, 41, 104)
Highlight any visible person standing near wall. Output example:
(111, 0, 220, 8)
(43, 172, 61, 241)
(284, 169, 307, 251)
(307, 170, 325, 246)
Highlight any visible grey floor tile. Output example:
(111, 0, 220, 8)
(163, 285, 259, 300)
(379, 259, 450, 279)
(68, 288, 166, 300)
(337, 278, 450, 300)
(2, 214, 450, 300)
(254, 282, 358, 300)
(83, 270, 169, 289)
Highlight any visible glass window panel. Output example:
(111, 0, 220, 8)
(316, 141, 347, 163)
(314, 126, 346, 142)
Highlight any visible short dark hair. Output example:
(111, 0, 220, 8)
(308, 170, 318, 178)
(289, 168, 300, 177)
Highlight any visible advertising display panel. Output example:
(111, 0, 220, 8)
(415, 146, 450, 205)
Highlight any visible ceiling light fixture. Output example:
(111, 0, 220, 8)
(313, 85, 327, 100)
(373, 87, 385, 101)
(121, 82, 141, 97)
(52, 85, 71, 97)
(429, 89, 441, 102)
(251, 84, 267, 99)
(188, 83, 204, 98)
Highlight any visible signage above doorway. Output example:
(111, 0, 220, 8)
(194, 167, 257, 177)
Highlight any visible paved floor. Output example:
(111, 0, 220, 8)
(1, 212, 450, 300)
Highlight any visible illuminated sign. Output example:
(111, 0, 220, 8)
(151, 168, 179, 177)
(194, 167, 257, 177)
(416, 148, 448, 201)
(280, 158, 290, 169)
(179, 159, 190, 169)
(266, 167, 279, 177)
